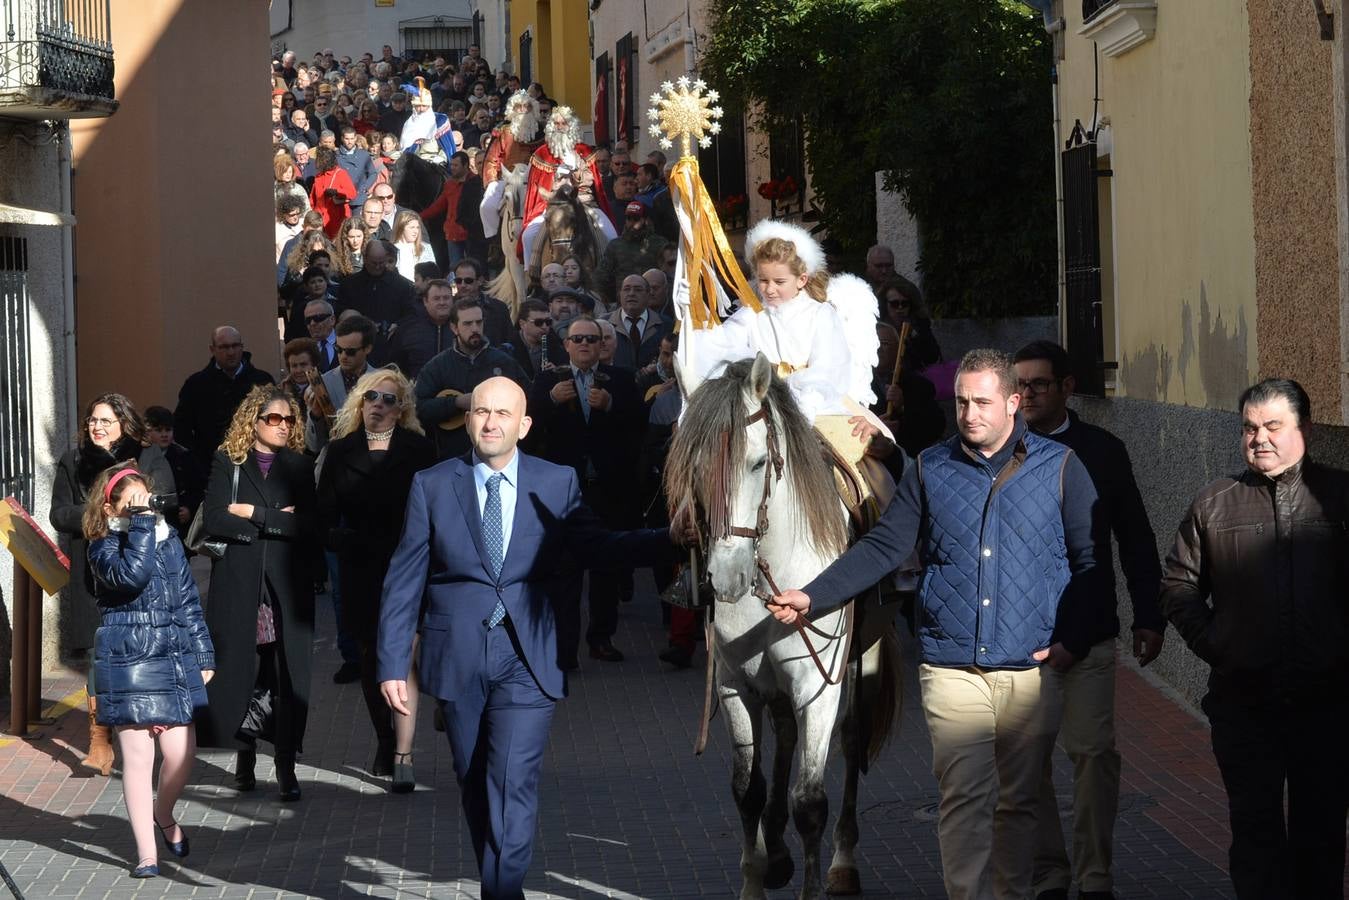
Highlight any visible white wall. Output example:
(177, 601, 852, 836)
(273, 0, 476, 63)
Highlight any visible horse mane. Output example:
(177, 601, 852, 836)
(666, 360, 848, 558)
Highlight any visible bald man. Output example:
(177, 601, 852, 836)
(173, 324, 275, 469)
(378, 377, 684, 899)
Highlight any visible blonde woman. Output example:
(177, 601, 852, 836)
(198, 386, 316, 803)
(391, 209, 437, 282)
(316, 370, 435, 791)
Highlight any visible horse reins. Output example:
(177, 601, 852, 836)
(719, 404, 853, 687)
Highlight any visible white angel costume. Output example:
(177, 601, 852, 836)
(688, 220, 882, 428)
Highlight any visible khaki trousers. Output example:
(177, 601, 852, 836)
(1032, 639, 1121, 895)
(920, 662, 1065, 900)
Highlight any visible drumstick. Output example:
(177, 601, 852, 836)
(885, 321, 912, 419)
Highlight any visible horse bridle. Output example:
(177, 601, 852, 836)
(712, 403, 852, 686)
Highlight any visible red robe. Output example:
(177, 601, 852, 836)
(522, 142, 613, 230)
(481, 128, 541, 185)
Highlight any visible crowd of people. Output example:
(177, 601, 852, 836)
(40, 38, 1336, 900)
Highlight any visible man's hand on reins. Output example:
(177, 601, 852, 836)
(768, 589, 811, 624)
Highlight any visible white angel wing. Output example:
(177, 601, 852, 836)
(825, 273, 881, 408)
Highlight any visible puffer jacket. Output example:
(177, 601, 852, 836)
(1161, 458, 1349, 687)
(88, 514, 215, 726)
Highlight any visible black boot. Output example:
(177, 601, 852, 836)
(276, 755, 301, 802)
(234, 749, 257, 792)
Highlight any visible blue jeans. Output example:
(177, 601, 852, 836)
(325, 551, 359, 665)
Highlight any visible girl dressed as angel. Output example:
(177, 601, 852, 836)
(690, 219, 886, 449)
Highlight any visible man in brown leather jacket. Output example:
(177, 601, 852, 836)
(1161, 377, 1349, 900)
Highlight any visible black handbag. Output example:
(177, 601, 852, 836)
(185, 464, 238, 560)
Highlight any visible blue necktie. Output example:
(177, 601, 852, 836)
(483, 472, 507, 628)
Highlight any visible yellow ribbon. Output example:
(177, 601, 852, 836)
(669, 157, 760, 331)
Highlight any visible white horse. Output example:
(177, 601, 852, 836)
(667, 354, 901, 900)
(483, 162, 529, 318)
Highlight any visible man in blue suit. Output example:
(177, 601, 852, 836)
(378, 376, 682, 899)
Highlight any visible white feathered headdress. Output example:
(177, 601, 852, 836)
(743, 219, 825, 276)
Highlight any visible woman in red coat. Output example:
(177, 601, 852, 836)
(308, 146, 357, 238)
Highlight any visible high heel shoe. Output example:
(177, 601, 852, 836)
(391, 752, 415, 794)
(154, 817, 189, 858)
(276, 757, 301, 802)
(369, 742, 395, 777)
(234, 749, 257, 792)
(130, 862, 159, 878)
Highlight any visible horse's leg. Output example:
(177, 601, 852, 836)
(763, 697, 798, 891)
(827, 662, 863, 896)
(792, 684, 842, 900)
(723, 682, 771, 900)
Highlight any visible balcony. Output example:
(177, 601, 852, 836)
(0, 0, 117, 120)
(1079, 0, 1157, 58)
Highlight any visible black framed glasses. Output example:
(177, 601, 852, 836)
(258, 413, 298, 427)
(527, 317, 553, 327)
(363, 390, 399, 406)
(1016, 377, 1061, 395)
(305, 313, 333, 324)
(454, 275, 477, 285)
(336, 345, 368, 357)
(567, 334, 601, 345)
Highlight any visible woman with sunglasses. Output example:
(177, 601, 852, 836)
(876, 276, 942, 373)
(317, 371, 435, 791)
(197, 386, 317, 803)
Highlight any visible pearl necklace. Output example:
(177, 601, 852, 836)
(366, 427, 395, 442)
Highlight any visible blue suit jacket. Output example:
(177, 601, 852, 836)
(377, 450, 677, 700)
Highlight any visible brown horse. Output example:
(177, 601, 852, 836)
(527, 182, 606, 290)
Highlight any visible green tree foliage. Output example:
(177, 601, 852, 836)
(702, 0, 1057, 316)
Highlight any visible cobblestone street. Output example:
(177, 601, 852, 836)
(3, 573, 1246, 898)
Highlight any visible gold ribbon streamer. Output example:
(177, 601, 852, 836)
(670, 156, 760, 331)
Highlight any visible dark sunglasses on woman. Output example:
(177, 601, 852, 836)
(258, 413, 298, 427)
(363, 390, 399, 406)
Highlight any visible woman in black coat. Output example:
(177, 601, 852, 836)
(49, 392, 175, 776)
(317, 369, 435, 791)
(197, 385, 316, 802)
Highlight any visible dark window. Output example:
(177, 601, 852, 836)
(698, 109, 747, 201)
(519, 30, 533, 85)
(1082, 0, 1116, 24)
(0, 236, 34, 510)
(1061, 142, 1105, 396)
(400, 17, 472, 61)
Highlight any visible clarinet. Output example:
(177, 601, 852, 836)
(541, 329, 553, 372)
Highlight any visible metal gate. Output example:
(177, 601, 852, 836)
(399, 16, 472, 61)
(1061, 142, 1105, 396)
(0, 235, 34, 509)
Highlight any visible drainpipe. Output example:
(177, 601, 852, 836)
(58, 128, 77, 438)
(1048, 21, 1067, 342)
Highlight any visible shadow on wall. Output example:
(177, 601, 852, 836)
(1121, 281, 1250, 408)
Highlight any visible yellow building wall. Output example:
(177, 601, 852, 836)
(1057, 1, 1258, 410)
(511, 0, 592, 121)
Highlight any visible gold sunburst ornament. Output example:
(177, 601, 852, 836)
(647, 76, 724, 160)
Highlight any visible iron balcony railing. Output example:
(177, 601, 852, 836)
(0, 0, 114, 100)
(1082, 0, 1116, 24)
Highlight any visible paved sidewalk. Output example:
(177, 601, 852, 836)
(1, 575, 1254, 898)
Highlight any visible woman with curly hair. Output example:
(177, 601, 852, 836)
(273, 152, 309, 215)
(317, 370, 435, 791)
(391, 210, 436, 282)
(50, 393, 176, 776)
(332, 217, 368, 277)
(197, 386, 317, 803)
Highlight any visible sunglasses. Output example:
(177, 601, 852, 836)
(336, 345, 368, 357)
(567, 334, 601, 345)
(528, 317, 553, 327)
(454, 276, 477, 284)
(258, 413, 298, 427)
(888, 300, 909, 309)
(305, 313, 333, 324)
(363, 390, 400, 406)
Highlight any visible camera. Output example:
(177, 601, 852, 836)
(147, 493, 177, 513)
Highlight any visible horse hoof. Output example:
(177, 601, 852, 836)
(764, 851, 795, 890)
(825, 866, 861, 896)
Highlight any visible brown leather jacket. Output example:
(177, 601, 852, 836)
(1161, 458, 1349, 686)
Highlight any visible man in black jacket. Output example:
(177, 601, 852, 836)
(335, 240, 417, 362)
(389, 278, 456, 379)
(524, 316, 644, 665)
(1161, 377, 1349, 900)
(1013, 340, 1165, 900)
(173, 325, 274, 471)
(509, 299, 567, 381)
(414, 298, 528, 459)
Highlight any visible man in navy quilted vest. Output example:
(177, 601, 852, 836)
(770, 348, 1101, 900)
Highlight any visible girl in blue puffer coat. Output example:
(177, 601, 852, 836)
(84, 463, 215, 879)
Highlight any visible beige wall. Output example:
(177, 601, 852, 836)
(70, 0, 276, 413)
(1247, 1, 1341, 422)
(1057, 0, 1258, 410)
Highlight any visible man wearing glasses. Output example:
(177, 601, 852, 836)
(306, 315, 378, 454)
(509, 298, 567, 381)
(1013, 340, 1164, 900)
(524, 316, 644, 666)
